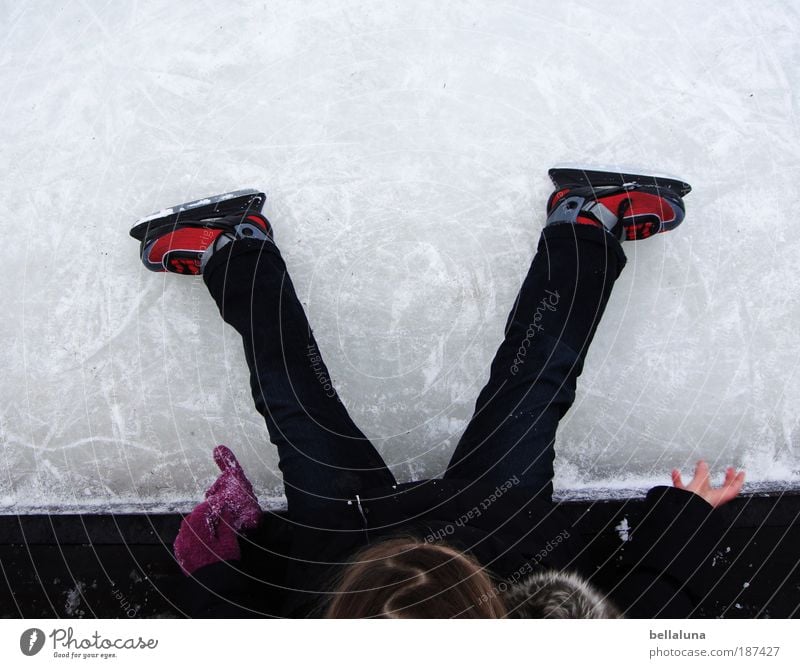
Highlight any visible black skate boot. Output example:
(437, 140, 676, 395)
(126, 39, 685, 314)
(546, 167, 691, 240)
(130, 190, 272, 274)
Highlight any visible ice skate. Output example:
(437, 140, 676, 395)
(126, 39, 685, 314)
(130, 189, 272, 274)
(546, 167, 691, 240)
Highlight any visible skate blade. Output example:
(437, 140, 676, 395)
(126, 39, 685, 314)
(130, 189, 265, 241)
(549, 163, 691, 197)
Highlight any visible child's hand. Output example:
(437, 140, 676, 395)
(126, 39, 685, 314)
(671, 460, 745, 508)
(173, 445, 262, 575)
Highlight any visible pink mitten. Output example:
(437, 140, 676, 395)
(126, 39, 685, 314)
(174, 445, 262, 575)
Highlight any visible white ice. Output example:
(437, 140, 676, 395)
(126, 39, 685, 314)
(1, 0, 798, 513)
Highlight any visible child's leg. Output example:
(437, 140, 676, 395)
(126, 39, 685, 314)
(443, 224, 626, 500)
(203, 239, 396, 524)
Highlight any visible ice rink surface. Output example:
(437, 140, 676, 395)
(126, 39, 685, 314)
(1, 0, 798, 512)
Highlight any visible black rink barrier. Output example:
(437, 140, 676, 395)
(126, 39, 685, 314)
(1, 493, 798, 618)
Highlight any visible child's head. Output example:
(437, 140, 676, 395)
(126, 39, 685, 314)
(326, 537, 506, 618)
(503, 570, 622, 618)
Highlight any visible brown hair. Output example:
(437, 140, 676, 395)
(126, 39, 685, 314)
(325, 537, 506, 618)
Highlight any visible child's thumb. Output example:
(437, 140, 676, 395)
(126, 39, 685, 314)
(213, 445, 240, 473)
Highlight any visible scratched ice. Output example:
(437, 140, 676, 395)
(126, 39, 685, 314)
(1, 1, 798, 512)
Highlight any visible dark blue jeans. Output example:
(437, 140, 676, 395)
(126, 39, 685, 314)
(203, 223, 626, 525)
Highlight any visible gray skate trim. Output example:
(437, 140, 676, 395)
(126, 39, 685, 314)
(199, 234, 234, 272)
(545, 195, 583, 226)
(583, 200, 618, 231)
(199, 222, 272, 272)
(233, 221, 271, 242)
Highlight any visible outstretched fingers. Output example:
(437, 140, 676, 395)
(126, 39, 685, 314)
(692, 459, 710, 487)
(719, 469, 746, 504)
(670, 460, 746, 508)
